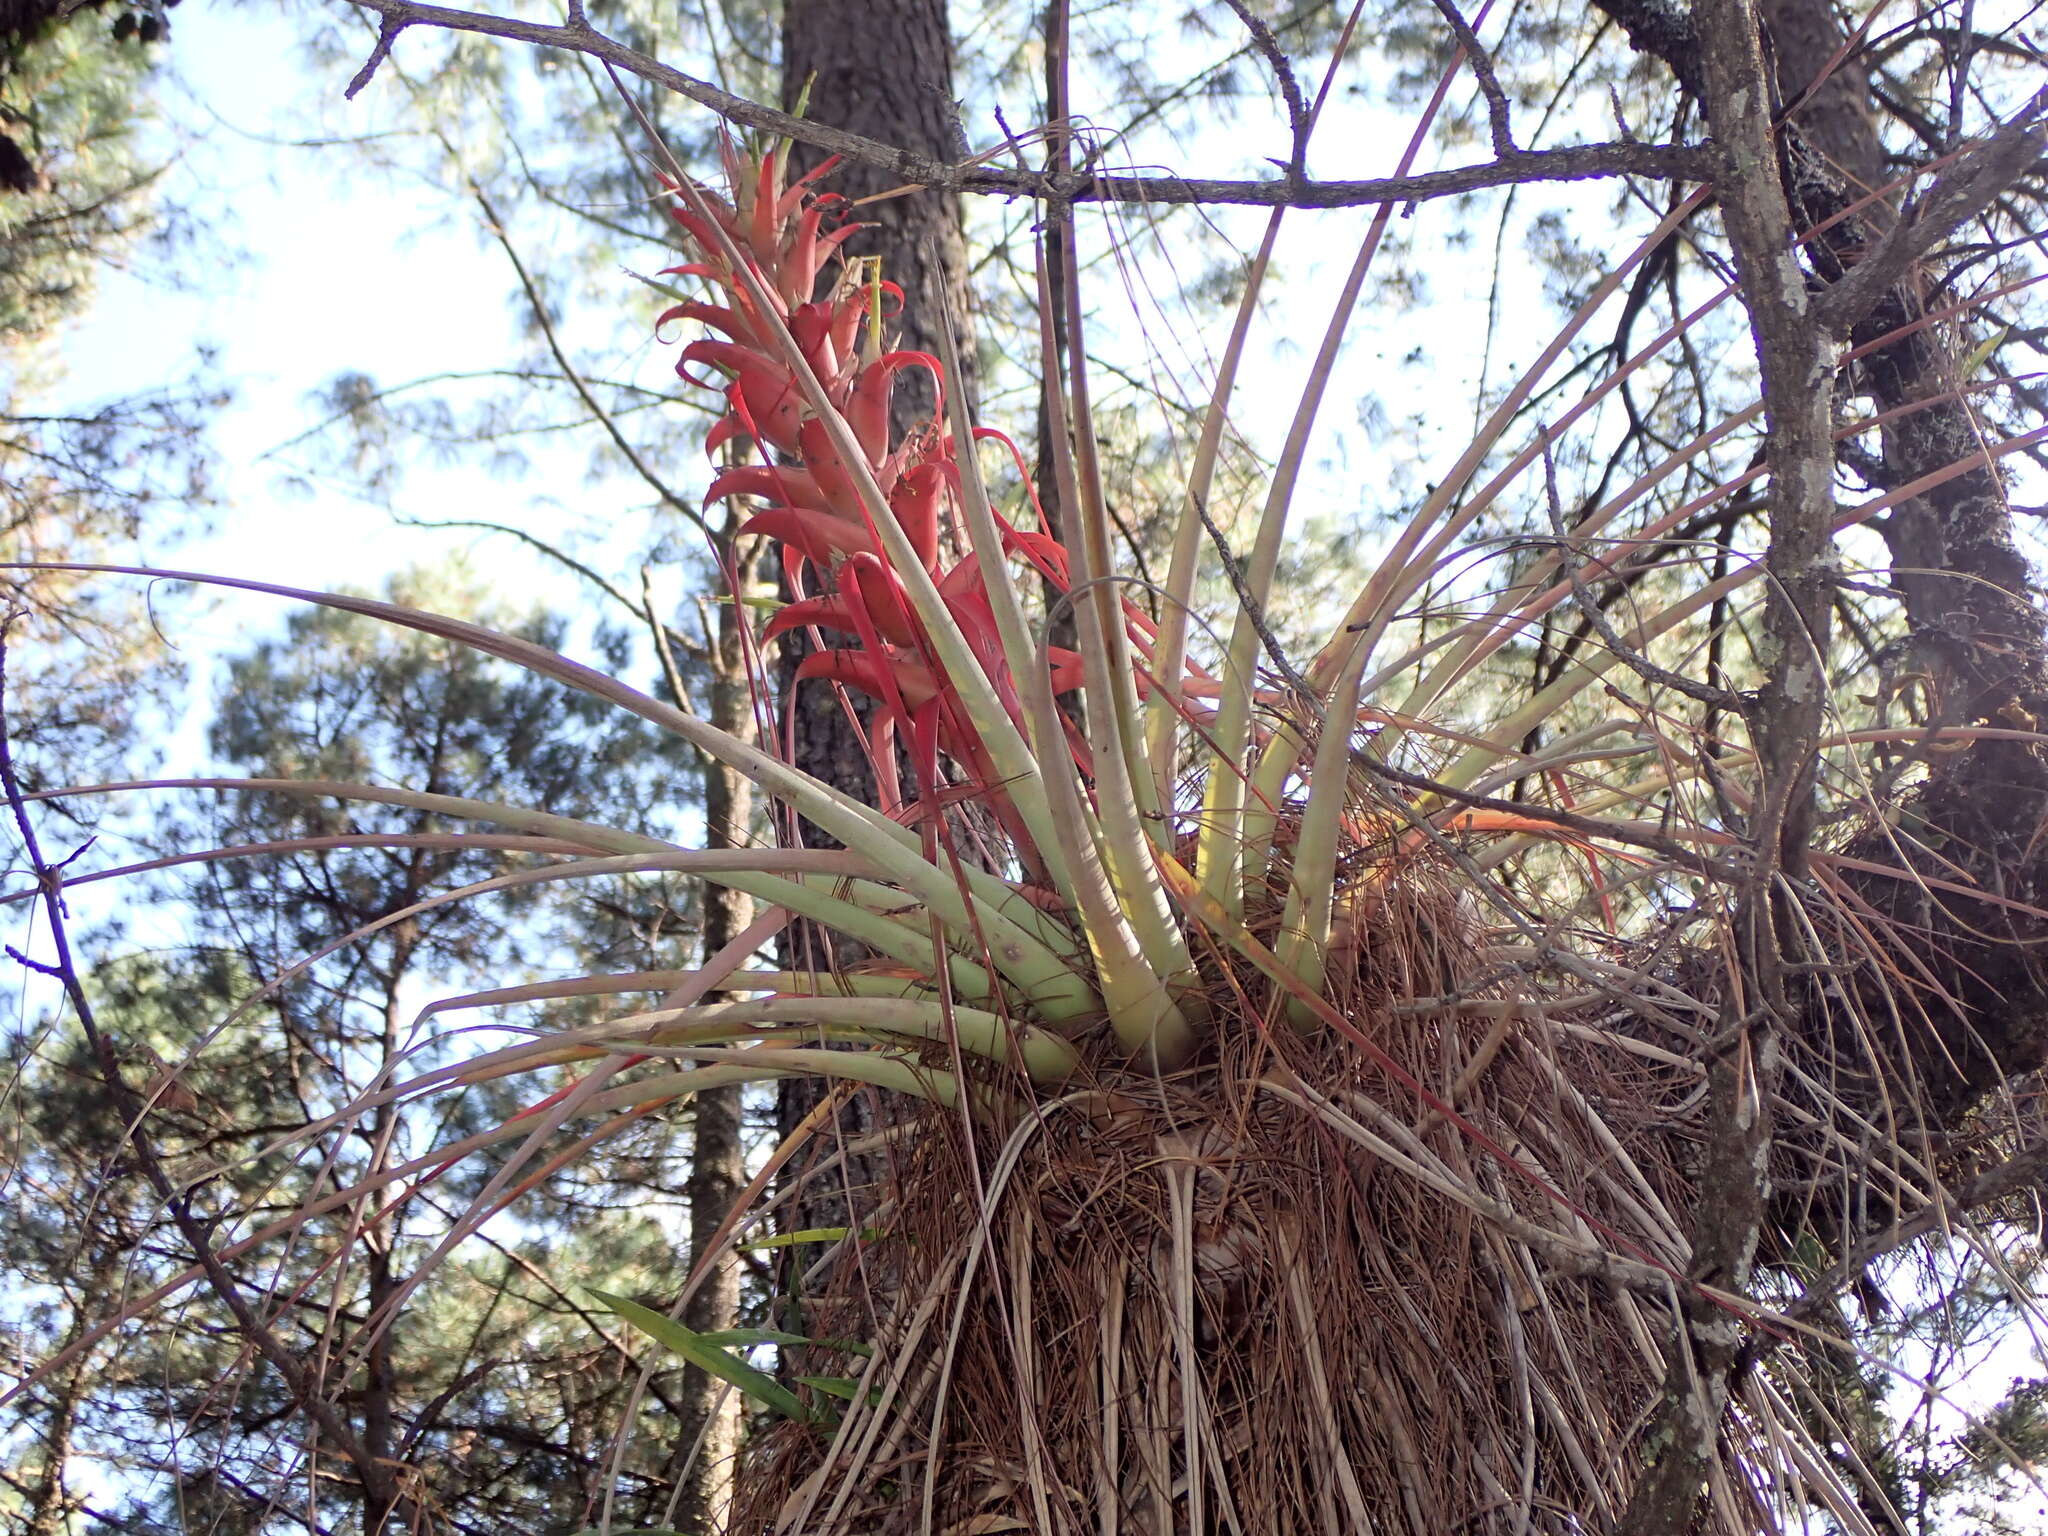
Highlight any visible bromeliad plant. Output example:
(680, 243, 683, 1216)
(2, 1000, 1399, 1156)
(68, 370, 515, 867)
(658, 137, 1207, 1067)
(16, 53, 2044, 1536)
(619, 136, 1741, 1533)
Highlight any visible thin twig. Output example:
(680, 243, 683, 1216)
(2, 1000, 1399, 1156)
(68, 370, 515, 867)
(1191, 493, 1312, 699)
(1787, 1136, 2048, 1325)
(1815, 85, 2048, 333)
(1220, 0, 1310, 178)
(1427, 0, 1519, 155)
(344, 15, 407, 97)
(470, 181, 708, 535)
(1540, 425, 1743, 712)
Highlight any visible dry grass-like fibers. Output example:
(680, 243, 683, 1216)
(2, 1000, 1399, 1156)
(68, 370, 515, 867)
(727, 838, 1852, 1536)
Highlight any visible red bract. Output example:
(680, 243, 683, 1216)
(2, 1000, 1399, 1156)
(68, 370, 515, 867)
(659, 141, 1122, 852)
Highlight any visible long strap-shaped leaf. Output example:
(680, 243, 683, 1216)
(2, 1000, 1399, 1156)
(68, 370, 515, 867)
(933, 283, 1191, 1063)
(1191, 55, 1459, 920)
(1143, 206, 1283, 810)
(27, 775, 685, 853)
(1427, 420, 2048, 798)
(4, 565, 1093, 1019)
(933, 295, 1083, 915)
(1268, 192, 1709, 1002)
(1367, 263, 2013, 760)
(1371, 396, 1756, 754)
(591, 1290, 818, 1424)
(416, 968, 939, 1021)
(16, 833, 609, 895)
(1145, 0, 1369, 815)
(551, 996, 1078, 1082)
(1035, 223, 1198, 1063)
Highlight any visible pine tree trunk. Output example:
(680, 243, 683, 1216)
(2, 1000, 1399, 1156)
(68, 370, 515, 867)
(779, 0, 972, 427)
(771, 0, 968, 1264)
(1585, 5, 2048, 1529)
(1032, 0, 1078, 659)
(1757, 0, 2048, 1134)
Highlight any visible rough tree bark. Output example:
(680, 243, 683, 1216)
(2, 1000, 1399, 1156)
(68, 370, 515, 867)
(770, 0, 970, 1269)
(1615, 0, 1842, 1522)
(1597, 0, 2048, 1128)
(1761, 0, 2048, 1131)
(1032, 0, 1078, 659)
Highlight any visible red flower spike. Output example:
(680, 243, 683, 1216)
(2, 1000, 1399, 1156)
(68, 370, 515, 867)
(655, 144, 1161, 827)
(783, 207, 826, 309)
(846, 360, 895, 465)
(707, 464, 828, 514)
(1047, 648, 1087, 693)
(750, 153, 781, 270)
(664, 205, 725, 257)
(789, 303, 840, 382)
(656, 301, 748, 344)
(674, 337, 757, 383)
(795, 418, 874, 524)
(728, 363, 806, 453)
(908, 696, 945, 801)
(835, 558, 926, 764)
(714, 136, 745, 202)
(1003, 525, 1072, 589)
(705, 414, 747, 460)
(846, 354, 945, 467)
(761, 592, 866, 644)
(936, 554, 984, 605)
(869, 712, 904, 816)
(774, 153, 844, 226)
(824, 279, 868, 368)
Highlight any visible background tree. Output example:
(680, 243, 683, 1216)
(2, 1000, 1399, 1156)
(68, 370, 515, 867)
(759, 0, 976, 1311)
(2, 570, 769, 1533)
(1, 0, 216, 796)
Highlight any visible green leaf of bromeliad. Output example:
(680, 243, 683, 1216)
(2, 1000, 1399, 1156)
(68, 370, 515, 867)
(588, 1288, 818, 1423)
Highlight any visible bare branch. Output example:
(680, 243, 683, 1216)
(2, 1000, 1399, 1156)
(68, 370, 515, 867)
(337, 0, 1707, 208)
(1615, 0, 1842, 1524)
(1787, 1136, 2048, 1323)
(1426, 0, 1518, 155)
(1219, 0, 1310, 175)
(344, 15, 408, 98)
